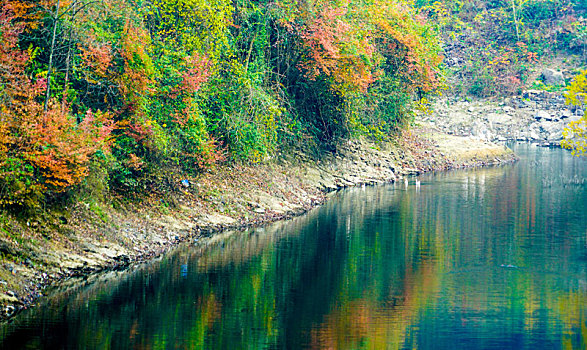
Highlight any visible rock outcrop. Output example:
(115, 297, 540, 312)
(419, 90, 581, 146)
(541, 68, 566, 86)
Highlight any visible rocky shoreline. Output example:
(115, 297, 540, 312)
(419, 90, 581, 147)
(0, 129, 515, 321)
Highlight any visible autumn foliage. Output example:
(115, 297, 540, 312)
(0, 3, 113, 206)
(297, 4, 377, 94)
(0, 0, 442, 207)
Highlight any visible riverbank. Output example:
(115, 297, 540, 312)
(0, 128, 515, 320)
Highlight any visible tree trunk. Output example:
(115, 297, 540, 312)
(511, 0, 520, 42)
(44, 0, 61, 113)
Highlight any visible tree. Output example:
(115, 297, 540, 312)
(1, 0, 445, 205)
(510, 0, 530, 42)
(0, 3, 114, 207)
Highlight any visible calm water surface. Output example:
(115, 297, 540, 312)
(1, 144, 586, 349)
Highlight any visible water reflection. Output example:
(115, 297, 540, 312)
(1, 144, 586, 349)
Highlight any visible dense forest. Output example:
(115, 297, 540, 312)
(0, 0, 585, 209)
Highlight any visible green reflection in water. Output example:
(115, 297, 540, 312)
(1, 144, 586, 349)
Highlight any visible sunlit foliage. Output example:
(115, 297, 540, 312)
(562, 69, 587, 156)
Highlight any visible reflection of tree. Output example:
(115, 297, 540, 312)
(302, 182, 446, 349)
(310, 263, 440, 349)
(404, 147, 587, 349)
(1, 146, 585, 349)
(308, 148, 586, 349)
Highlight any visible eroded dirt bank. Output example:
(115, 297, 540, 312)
(0, 128, 515, 320)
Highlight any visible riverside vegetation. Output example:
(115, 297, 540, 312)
(0, 0, 584, 318)
(0, 0, 443, 209)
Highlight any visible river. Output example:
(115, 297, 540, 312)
(1, 144, 586, 349)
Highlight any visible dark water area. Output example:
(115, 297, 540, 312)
(1, 144, 586, 349)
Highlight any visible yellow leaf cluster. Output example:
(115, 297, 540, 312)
(562, 70, 587, 156)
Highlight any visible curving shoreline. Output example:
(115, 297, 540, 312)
(0, 128, 515, 321)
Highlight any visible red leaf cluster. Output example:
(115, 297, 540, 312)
(79, 42, 113, 78)
(178, 53, 211, 95)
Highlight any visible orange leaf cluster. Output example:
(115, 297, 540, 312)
(118, 20, 154, 106)
(25, 106, 114, 191)
(292, 0, 442, 97)
(79, 42, 113, 78)
(0, 4, 114, 205)
(372, 0, 443, 93)
(298, 4, 376, 94)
